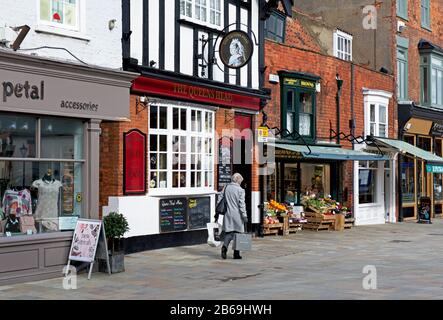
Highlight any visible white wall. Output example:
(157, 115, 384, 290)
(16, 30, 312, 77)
(103, 194, 217, 238)
(0, 0, 122, 69)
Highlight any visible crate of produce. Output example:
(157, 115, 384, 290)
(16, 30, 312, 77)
(263, 223, 283, 235)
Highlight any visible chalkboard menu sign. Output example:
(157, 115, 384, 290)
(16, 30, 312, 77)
(218, 137, 232, 191)
(188, 197, 211, 229)
(418, 197, 432, 224)
(160, 198, 188, 232)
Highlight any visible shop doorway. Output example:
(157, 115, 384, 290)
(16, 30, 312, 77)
(233, 113, 253, 232)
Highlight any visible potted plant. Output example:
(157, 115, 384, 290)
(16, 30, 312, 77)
(101, 212, 129, 273)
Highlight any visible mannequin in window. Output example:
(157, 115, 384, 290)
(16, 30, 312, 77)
(32, 169, 62, 231)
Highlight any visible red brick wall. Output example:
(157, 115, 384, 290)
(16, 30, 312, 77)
(99, 95, 149, 217)
(263, 18, 395, 207)
(394, 0, 443, 104)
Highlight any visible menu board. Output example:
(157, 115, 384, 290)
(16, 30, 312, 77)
(159, 198, 188, 232)
(418, 197, 431, 223)
(218, 137, 232, 191)
(68, 219, 102, 263)
(188, 197, 211, 229)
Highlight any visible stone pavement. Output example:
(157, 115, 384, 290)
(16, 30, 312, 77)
(1, 220, 443, 300)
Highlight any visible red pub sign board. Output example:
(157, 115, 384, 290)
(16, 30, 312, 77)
(123, 129, 147, 195)
(132, 76, 261, 111)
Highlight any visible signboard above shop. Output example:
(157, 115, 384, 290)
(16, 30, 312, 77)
(0, 50, 136, 120)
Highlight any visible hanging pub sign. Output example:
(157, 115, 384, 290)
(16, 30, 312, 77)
(219, 30, 253, 69)
(123, 129, 147, 195)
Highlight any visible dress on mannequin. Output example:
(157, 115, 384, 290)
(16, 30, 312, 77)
(32, 170, 62, 231)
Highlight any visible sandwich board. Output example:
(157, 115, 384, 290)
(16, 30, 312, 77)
(66, 219, 111, 279)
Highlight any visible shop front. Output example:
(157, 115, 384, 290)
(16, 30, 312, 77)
(263, 143, 389, 229)
(101, 72, 266, 252)
(0, 50, 136, 285)
(391, 102, 443, 221)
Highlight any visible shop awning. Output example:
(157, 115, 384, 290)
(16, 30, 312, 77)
(375, 138, 443, 164)
(270, 143, 389, 161)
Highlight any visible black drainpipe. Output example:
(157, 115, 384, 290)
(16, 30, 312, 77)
(336, 74, 343, 145)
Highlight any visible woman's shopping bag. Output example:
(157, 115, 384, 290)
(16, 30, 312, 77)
(207, 222, 222, 247)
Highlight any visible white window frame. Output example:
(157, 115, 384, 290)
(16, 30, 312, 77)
(36, 0, 89, 41)
(363, 89, 392, 138)
(148, 103, 215, 196)
(180, 0, 224, 30)
(333, 30, 353, 61)
(358, 161, 379, 205)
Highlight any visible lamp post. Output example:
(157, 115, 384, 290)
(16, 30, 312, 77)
(20, 144, 27, 187)
(336, 74, 344, 145)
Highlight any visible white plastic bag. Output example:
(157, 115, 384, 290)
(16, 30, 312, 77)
(207, 222, 222, 247)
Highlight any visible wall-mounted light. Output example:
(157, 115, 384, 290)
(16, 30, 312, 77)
(11, 25, 30, 51)
(149, 60, 157, 67)
(404, 122, 412, 131)
(108, 19, 117, 31)
(136, 95, 149, 114)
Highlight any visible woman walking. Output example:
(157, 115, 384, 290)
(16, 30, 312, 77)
(217, 173, 248, 259)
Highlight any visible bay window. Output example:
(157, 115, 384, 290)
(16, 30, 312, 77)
(421, 53, 443, 108)
(149, 104, 214, 192)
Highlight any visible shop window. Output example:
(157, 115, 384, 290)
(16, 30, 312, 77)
(421, 0, 431, 30)
(401, 155, 415, 203)
(434, 139, 443, 201)
(420, 53, 443, 108)
(0, 115, 36, 158)
(149, 105, 214, 192)
(39, 0, 80, 31)
(265, 11, 285, 43)
(333, 30, 352, 61)
(301, 164, 330, 199)
(180, 0, 222, 28)
(0, 114, 85, 237)
(359, 161, 377, 204)
(282, 80, 316, 141)
(41, 118, 84, 159)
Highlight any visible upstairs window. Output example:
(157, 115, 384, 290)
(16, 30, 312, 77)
(180, 0, 222, 27)
(397, 0, 408, 20)
(281, 76, 318, 142)
(421, 53, 443, 107)
(39, 0, 79, 31)
(265, 11, 285, 43)
(333, 30, 352, 61)
(421, 0, 431, 30)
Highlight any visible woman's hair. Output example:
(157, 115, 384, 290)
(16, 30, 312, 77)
(231, 173, 244, 184)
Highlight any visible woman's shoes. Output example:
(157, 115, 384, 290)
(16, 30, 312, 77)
(233, 250, 242, 259)
(221, 246, 227, 259)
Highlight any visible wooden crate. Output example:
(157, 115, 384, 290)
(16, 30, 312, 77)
(288, 222, 303, 233)
(263, 223, 283, 236)
(303, 212, 335, 231)
(344, 218, 355, 229)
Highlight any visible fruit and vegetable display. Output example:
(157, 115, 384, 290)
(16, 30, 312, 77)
(301, 194, 351, 215)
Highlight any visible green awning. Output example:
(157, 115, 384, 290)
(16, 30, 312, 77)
(375, 137, 443, 164)
(271, 143, 389, 161)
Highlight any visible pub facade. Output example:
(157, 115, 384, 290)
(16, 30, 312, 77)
(100, 0, 294, 250)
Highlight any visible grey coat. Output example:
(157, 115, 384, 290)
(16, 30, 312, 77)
(218, 182, 247, 233)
